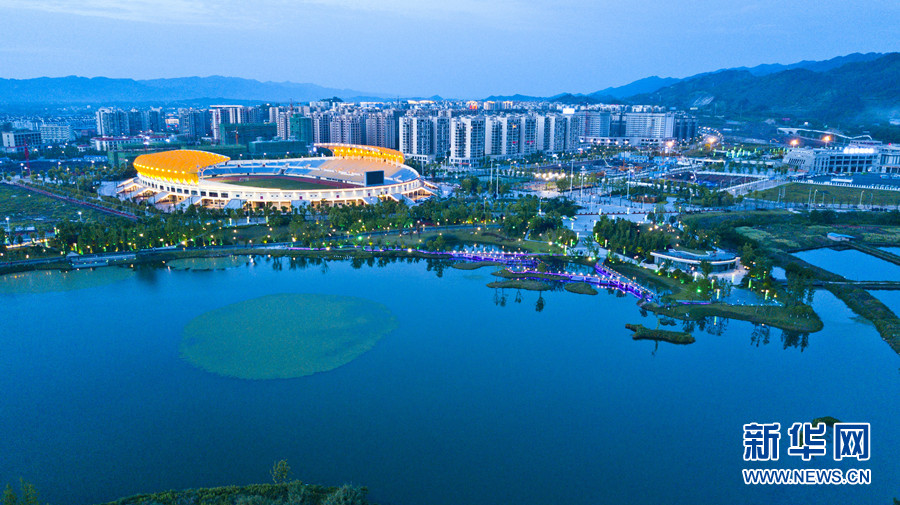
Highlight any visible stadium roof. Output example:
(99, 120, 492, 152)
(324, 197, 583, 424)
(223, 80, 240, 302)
(134, 150, 231, 184)
(315, 143, 404, 164)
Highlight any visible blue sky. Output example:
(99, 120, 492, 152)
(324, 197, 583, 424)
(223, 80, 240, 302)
(0, 0, 897, 98)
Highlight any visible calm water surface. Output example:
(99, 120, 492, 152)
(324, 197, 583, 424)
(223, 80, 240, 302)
(794, 248, 900, 281)
(0, 258, 898, 505)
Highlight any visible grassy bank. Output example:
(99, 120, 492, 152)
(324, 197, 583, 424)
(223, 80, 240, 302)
(100, 481, 368, 505)
(824, 284, 900, 355)
(845, 242, 900, 266)
(645, 302, 824, 333)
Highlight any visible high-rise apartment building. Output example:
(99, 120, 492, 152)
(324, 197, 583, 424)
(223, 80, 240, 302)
(178, 108, 211, 139)
(289, 115, 314, 146)
(624, 112, 675, 139)
(96, 108, 129, 137)
(143, 108, 165, 133)
(449, 116, 486, 166)
(210, 105, 251, 143)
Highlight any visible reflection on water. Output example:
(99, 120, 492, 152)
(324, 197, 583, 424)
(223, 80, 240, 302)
(771, 266, 787, 281)
(167, 255, 249, 271)
(0, 266, 133, 294)
(0, 261, 896, 505)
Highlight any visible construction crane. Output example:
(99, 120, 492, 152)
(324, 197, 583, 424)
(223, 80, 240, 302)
(23, 142, 31, 177)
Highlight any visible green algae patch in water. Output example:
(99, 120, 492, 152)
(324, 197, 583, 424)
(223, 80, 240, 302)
(180, 294, 398, 379)
(0, 267, 134, 295)
(167, 255, 249, 271)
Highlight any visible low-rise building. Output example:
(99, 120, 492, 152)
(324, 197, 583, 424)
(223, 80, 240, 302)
(783, 145, 879, 174)
(40, 123, 75, 145)
(651, 249, 740, 274)
(2, 130, 42, 153)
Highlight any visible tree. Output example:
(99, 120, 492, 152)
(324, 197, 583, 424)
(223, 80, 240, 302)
(2, 480, 38, 505)
(2, 484, 16, 505)
(535, 293, 545, 312)
(699, 260, 713, 279)
(271, 460, 291, 484)
(323, 485, 368, 505)
(19, 481, 37, 505)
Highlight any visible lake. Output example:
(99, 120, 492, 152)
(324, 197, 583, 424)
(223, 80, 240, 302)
(793, 248, 900, 281)
(0, 256, 898, 505)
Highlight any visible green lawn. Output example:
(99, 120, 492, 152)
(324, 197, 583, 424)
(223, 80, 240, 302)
(683, 210, 900, 249)
(216, 177, 333, 190)
(0, 183, 112, 227)
(749, 183, 900, 208)
(606, 261, 708, 301)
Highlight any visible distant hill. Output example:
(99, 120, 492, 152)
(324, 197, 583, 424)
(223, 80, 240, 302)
(631, 52, 900, 123)
(728, 52, 886, 76)
(2, 52, 895, 125)
(0, 75, 390, 105)
(482, 54, 889, 108)
(482, 93, 547, 102)
(549, 93, 625, 106)
(589, 76, 681, 99)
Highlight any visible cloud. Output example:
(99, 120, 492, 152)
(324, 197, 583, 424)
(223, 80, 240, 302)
(0, 0, 241, 25)
(291, 0, 535, 19)
(0, 0, 547, 29)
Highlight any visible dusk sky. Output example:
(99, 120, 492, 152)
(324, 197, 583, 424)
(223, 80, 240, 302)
(0, 0, 897, 98)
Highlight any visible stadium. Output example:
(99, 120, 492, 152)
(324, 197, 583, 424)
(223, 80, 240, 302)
(116, 143, 433, 211)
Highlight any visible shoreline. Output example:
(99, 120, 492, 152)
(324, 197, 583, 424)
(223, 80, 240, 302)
(1, 245, 830, 338)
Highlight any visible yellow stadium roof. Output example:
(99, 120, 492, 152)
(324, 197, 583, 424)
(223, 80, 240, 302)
(315, 143, 404, 164)
(134, 150, 230, 184)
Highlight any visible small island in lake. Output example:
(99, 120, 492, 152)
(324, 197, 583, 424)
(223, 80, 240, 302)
(626, 324, 695, 345)
(487, 279, 552, 291)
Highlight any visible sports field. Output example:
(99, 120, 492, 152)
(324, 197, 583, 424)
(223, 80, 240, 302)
(214, 176, 333, 191)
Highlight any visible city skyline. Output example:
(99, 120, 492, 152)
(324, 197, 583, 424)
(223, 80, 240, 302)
(0, 0, 897, 98)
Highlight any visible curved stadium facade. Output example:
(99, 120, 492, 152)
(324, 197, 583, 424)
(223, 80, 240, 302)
(117, 143, 433, 210)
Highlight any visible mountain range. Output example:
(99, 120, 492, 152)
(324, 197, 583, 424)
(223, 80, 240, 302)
(1, 52, 897, 123)
(634, 52, 900, 123)
(0, 75, 390, 105)
(486, 52, 897, 123)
